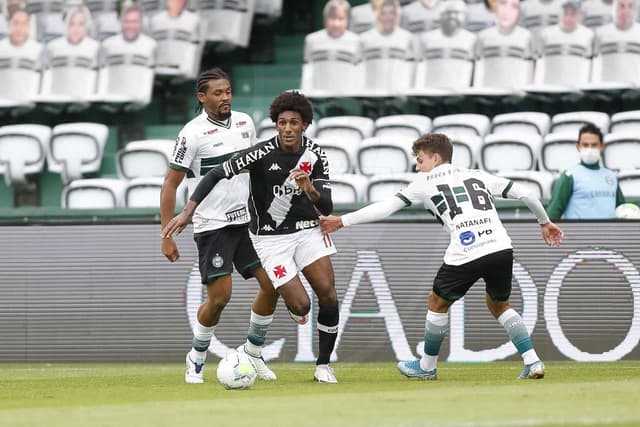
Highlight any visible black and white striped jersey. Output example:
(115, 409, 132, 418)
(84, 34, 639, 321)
(192, 135, 333, 236)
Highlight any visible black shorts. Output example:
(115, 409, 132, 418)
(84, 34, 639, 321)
(433, 249, 514, 302)
(193, 225, 261, 285)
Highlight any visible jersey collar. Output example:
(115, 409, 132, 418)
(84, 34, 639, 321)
(206, 115, 231, 129)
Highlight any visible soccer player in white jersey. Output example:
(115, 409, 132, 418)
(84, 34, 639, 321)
(161, 68, 286, 384)
(320, 133, 564, 380)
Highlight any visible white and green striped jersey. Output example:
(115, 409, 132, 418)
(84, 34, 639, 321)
(169, 111, 256, 233)
(397, 164, 514, 265)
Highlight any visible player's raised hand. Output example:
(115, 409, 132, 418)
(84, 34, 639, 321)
(319, 215, 344, 234)
(162, 237, 180, 262)
(289, 168, 313, 192)
(541, 222, 564, 247)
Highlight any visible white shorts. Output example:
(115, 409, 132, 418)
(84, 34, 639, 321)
(249, 227, 337, 288)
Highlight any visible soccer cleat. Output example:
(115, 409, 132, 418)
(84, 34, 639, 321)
(397, 359, 437, 380)
(185, 353, 205, 384)
(314, 364, 338, 383)
(287, 308, 309, 325)
(237, 344, 277, 381)
(518, 360, 545, 380)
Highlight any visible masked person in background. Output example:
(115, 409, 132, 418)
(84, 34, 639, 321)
(547, 124, 626, 220)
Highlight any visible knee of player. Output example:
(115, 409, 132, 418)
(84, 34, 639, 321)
(207, 293, 232, 310)
(288, 299, 311, 317)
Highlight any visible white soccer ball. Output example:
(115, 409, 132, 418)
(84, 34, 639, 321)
(216, 350, 257, 390)
(615, 203, 640, 219)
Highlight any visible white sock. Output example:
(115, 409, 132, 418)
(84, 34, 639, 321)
(190, 319, 216, 362)
(245, 311, 274, 356)
(522, 349, 540, 365)
(420, 311, 448, 372)
(420, 355, 438, 372)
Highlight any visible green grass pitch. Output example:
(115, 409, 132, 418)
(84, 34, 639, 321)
(1, 362, 639, 427)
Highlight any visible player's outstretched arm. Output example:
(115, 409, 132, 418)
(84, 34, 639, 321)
(320, 197, 406, 234)
(161, 200, 198, 239)
(541, 222, 564, 247)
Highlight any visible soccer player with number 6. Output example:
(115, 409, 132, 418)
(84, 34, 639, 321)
(320, 133, 564, 381)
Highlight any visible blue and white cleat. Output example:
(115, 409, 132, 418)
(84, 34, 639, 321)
(185, 353, 205, 384)
(518, 360, 545, 380)
(397, 360, 437, 380)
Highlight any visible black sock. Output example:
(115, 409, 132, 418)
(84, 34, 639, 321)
(317, 304, 339, 365)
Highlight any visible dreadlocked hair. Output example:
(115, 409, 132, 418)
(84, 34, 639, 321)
(269, 91, 314, 125)
(195, 68, 230, 113)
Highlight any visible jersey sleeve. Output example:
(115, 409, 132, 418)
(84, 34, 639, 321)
(396, 178, 426, 207)
(168, 128, 198, 173)
(310, 145, 333, 215)
(477, 171, 514, 199)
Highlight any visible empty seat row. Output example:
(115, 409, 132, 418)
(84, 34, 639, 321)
(270, 111, 640, 146)
(62, 176, 188, 209)
(0, 122, 108, 187)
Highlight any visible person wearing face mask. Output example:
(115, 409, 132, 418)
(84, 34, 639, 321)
(547, 124, 626, 220)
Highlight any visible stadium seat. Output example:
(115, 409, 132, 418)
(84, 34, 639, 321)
(196, 0, 255, 47)
(617, 170, 640, 197)
(432, 114, 491, 138)
(412, 28, 476, 92)
(464, 0, 495, 33)
(491, 112, 551, 136)
(374, 115, 431, 140)
(450, 135, 483, 169)
(25, 0, 65, 42)
(498, 170, 556, 200)
(539, 132, 580, 174)
(149, 8, 202, 79)
(61, 178, 126, 208)
(85, 0, 120, 41)
(550, 111, 610, 134)
(470, 26, 535, 93)
(480, 133, 542, 173)
(357, 137, 415, 177)
(46, 122, 109, 184)
(609, 110, 640, 133)
(37, 50, 99, 104)
(349, 2, 376, 34)
(329, 173, 369, 204)
(0, 124, 50, 187)
(603, 132, 640, 172)
(315, 116, 375, 145)
(255, 0, 283, 20)
(0, 46, 42, 108)
(123, 176, 165, 208)
(116, 139, 175, 180)
(582, 0, 613, 29)
(366, 172, 415, 202)
(316, 138, 360, 175)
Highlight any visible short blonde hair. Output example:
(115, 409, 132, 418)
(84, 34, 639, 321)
(323, 0, 351, 22)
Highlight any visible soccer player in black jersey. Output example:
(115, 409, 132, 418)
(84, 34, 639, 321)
(162, 91, 341, 383)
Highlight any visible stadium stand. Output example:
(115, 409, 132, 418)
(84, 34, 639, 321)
(603, 132, 640, 171)
(490, 111, 551, 135)
(498, 170, 556, 199)
(317, 137, 360, 174)
(550, 111, 611, 133)
(609, 110, 640, 133)
(366, 172, 415, 202)
(400, 0, 442, 33)
(315, 116, 375, 144)
(539, 132, 580, 173)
